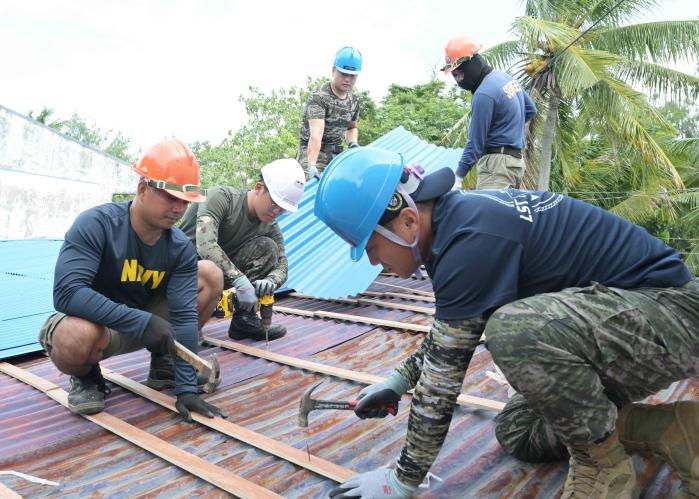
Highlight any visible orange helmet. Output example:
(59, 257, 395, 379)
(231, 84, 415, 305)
(133, 138, 206, 202)
(441, 35, 483, 74)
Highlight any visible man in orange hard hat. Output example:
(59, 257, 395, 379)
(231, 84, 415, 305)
(38, 139, 226, 422)
(443, 34, 537, 190)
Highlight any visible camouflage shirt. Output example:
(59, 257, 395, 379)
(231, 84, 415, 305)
(299, 82, 360, 146)
(179, 187, 288, 287)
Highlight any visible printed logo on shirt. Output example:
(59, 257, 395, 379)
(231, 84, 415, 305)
(120, 259, 166, 289)
(502, 80, 522, 99)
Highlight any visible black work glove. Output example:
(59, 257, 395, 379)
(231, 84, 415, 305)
(175, 392, 228, 423)
(142, 314, 177, 359)
(354, 383, 402, 419)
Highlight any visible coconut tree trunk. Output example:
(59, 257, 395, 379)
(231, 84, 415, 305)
(538, 85, 560, 191)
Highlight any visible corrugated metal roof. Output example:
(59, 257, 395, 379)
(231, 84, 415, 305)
(1, 274, 695, 498)
(0, 239, 62, 358)
(278, 126, 463, 299)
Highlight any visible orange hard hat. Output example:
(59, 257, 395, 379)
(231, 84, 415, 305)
(441, 35, 483, 74)
(133, 138, 206, 203)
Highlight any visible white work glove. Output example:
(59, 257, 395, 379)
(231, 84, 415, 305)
(252, 278, 277, 297)
(348, 141, 360, 149)
(354, 372, 411, 419)
(329, 468, 416, 498)
(232, 275, 257, 313)
(452, 175, 464, 191)
(307, 164, 320, 180)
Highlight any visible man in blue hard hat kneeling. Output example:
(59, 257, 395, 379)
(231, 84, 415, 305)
(317, 147, 699, 498)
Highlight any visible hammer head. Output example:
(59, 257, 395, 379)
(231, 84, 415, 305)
(200, 353, 221, 394)
(298, 381, 323, 427)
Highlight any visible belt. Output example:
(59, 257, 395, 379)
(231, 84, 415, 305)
(299, 140, 344, 154)
(484, 146, 522, 159)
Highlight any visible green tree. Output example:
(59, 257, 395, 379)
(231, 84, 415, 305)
(361, 80, 468, 145)
(28, 108, 136, 163)
(480, 1, 699, 192)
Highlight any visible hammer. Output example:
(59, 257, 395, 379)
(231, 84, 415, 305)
(298, 381, 396, 427)
(173, 341, 221, 393)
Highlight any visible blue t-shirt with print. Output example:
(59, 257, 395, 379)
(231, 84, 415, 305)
(53, 202, 200, 394)
(426, 190, 692, 320)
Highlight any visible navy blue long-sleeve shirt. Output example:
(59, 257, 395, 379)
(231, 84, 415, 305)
(53, 202, 199, 394)
(457, 70, 537, 177)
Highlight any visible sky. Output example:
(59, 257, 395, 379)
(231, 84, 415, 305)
(1, 0, 697, 152)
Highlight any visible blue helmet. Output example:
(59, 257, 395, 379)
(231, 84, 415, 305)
(314, 147, 403, 261)
(334, 46, 363, 75)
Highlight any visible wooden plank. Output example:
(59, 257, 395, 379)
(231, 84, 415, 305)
(274, 305, 431, 333)
(371, 281, 434, 297)
(288, 292, 435, 315)
(203, 337, 505, 412)
(361, 291, 436, 303)
(0, 363, 281, 499)
(0, 482, 22, 498)
(100, 368, 355, 483)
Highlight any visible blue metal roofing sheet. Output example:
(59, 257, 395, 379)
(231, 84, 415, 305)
(278, 126, 462, 299)
(0, 239, 62, 358)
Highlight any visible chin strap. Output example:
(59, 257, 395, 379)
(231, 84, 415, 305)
(372, 184, 425, 278)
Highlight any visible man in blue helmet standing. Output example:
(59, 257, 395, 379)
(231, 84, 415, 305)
(317, 147, 699, 498)
(297, 46, 362, 181)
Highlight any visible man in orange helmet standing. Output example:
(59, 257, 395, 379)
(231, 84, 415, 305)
(442, 35, 537, 190)
(38, 139, 226, 422)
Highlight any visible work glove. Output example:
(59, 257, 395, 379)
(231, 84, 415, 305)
(452, 175, 464, 191)
(329, 468, 416, 498)
(175, 392, 228, 423)
(142, 314, 177, 359)
(307, 164, 320, 180)
(348, 141, 360, 149)
(232, 275, 257, 313)
(252, 278, 277, 297)
(354, 372, 411, 419)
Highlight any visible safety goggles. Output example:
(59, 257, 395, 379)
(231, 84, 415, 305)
(146, 179, 206, 196)
(440, 55, 471, 73)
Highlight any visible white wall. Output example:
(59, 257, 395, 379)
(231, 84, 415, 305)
(0, 105, 137, 239)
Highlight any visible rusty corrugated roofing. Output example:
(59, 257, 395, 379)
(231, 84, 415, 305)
(1, 274, 695, 498)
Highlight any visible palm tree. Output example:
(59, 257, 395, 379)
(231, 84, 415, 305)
(476, 0, 699, 193)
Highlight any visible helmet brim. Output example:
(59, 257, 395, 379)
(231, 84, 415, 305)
(336, 66, 360, 75)
(350, 232, 371, 262)
(166, 189, 206, 203)
(270, 192, 299, 213)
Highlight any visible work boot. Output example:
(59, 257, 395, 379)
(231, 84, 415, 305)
(228, 310, 286, 341)
(618, 402, 699, 498)
(561, 428, 639, 498)
(146, 352, 210, 391)
(67, 364, 111, 415)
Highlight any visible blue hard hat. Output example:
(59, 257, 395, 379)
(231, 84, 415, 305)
(334, 46, 363, 75)
(314, 147, 403, 262)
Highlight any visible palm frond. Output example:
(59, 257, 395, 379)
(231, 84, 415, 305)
(481, 41, 528, 72)
(583, 0, 659, 27)
(553, 47, 622, 96)
(608, 190, 670, 223)
(591, 21, 699, 64)
(614, 60, 699, 101)
(514, 16, 580, 52)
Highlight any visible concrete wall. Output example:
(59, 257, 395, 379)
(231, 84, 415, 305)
(0, 105, 137, 239)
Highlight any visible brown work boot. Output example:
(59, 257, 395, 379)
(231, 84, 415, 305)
(228, 310, 286, 341)
(561, 428, 639, 498)
(618, 402, 699, 498)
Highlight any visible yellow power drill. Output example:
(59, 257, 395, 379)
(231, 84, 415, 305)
(215, 289, 275, 330)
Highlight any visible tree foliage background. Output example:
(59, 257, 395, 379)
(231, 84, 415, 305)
(28, 3, 698, 272)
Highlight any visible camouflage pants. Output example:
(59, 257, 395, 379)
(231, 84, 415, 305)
(487, 280, 699, 462)
(226, 236, 279, 289)
(297, 146, 339, 180)
(475, 153, 524, 189)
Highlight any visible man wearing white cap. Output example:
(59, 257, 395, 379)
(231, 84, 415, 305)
(180, 159, 305, 341)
